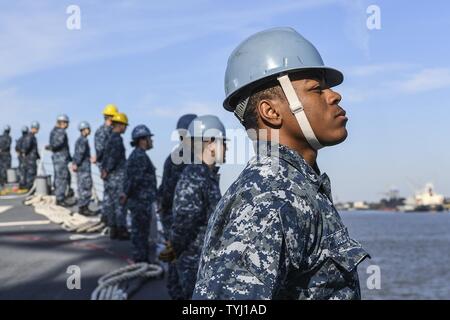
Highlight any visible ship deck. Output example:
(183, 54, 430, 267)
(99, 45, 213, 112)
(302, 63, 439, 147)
(0, 197, 170, 300)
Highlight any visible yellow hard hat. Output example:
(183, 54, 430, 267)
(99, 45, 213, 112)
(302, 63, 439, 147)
(112, 112, 129, 125)
(103, 104, 119, 116)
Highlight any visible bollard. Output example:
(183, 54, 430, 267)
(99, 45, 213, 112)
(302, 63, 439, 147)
(7, 168, 18, 183)
(35, 175, 51, 195)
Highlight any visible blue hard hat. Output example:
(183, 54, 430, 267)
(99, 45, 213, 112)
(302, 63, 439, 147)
(78, 121, 90, 131)
(187, 115, 226, 140)
(3, 125, 11, 132)
(57, 114, 70, 122)
(21, 126, 29, 133)
(223, 27, 343, 110)
(132, 124, 153, 140)
(30, 121, 40, 129)
(176, 114, 197, 130)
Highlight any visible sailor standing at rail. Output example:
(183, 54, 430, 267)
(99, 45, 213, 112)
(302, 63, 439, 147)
(168, 115, 225, 299)
(101, 112, 130, 240)
(122, 125, 157, 263)
(20, 121, 40, 190)
(95, 104, 119, 222)
(157, 113, 196, 300)
(0, 125, 12, 186)
(46, 114, 72, 207)
(16, 126, 29, 190)
(72, 121, 97, 216)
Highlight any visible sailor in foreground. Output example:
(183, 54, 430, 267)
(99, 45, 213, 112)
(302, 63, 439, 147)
(193, 27, 370, 300)
(122, 125, 157, 263)
(169, 115, 225, 299)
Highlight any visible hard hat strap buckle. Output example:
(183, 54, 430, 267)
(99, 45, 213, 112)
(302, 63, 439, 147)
(277, 74, 323, 150)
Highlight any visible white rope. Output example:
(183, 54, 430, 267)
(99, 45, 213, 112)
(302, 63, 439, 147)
(91, 262, 164, 300)
(23, 194, 106, 233)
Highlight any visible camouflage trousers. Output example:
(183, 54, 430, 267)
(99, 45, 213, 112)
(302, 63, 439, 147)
(159, 209, 173, 241)
(103, 169, 127, 228)
(175, 254, 200, 300)
(22, 157, 37, 190)
(162, 209, 184, 300)
(76, 170, 92, 207)
(98, 164, 108, 221)
(52, 159, 70, 202)
(167, 262, 184, 300)
(18, 156, 26, 188)
(0, 154, 9, 184)
(128, 201, 151, 262)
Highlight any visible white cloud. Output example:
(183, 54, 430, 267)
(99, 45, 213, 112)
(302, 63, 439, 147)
(393, 68, 450, 93)
(0, 87, 61, 125)
(341, 0, 371, 58)
(133, 93, 216, 118)
(0, 0, 339, 83)
(346, 63, 416, 77)
(342, 65, 450, 103)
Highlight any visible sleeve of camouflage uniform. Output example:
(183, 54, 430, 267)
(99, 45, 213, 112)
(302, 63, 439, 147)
(94, 128, 105, 162)
(35, 136, 40, 159)
(0, 136, 6, 151)
(72, 138, 86, 167)
(170, 167, 205, 256)
(102, 136, 119, 174)
(157, 156, 173, 210)
(50, 129, 66, 151)
(194, 191, 310, 300)
(20, 134, 32, 154)
(15, 139, 21, 153)
(124, 151, 145, 198)
(6, 136, 11, 150)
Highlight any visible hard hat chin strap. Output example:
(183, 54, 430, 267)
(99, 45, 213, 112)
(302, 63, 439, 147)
(277, 74, 323, 150)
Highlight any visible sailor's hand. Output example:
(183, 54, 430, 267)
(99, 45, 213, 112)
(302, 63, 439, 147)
(91, 156, 96, 164)
(101, 170, 108, 179)
(159, 242, 176, 262)
(71, 164, 78, 172)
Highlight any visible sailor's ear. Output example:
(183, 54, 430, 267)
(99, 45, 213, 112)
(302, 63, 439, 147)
(257, 98, 282, 128)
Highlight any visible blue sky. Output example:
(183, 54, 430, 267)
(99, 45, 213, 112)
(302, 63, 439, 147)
(1, 0, 449, 202)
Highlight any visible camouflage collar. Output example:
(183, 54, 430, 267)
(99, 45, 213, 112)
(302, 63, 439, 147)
(202, 162, 220, 182)
(260, 142, 333, 201)
(282, 144, 332, 201)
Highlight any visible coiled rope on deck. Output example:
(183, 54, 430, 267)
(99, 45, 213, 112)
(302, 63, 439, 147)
(91, 262, 164, 300)
(24, 194, 106, 233)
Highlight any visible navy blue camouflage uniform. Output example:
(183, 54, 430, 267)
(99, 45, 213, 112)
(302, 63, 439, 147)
(73, 135, 93, 208)
(102, 132, 127, 228)
(158, 145, 190, 238)
(0, 133, 12, 184)
(193, 143, 370, 300)
(158, 145, 191, 300)
(94, 124, 112, 170)
(171, 163, 222, 300)
(20, 132, 40, 189)
(49, 127, 71, 202)
(95, 124, 113, 218)
(15, 135, 27, 188)
(124, 147, 157, 262)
